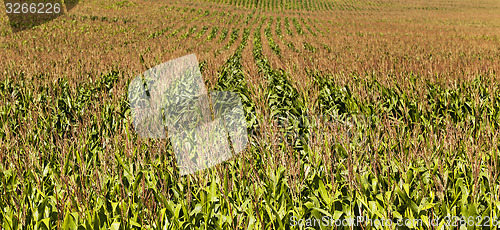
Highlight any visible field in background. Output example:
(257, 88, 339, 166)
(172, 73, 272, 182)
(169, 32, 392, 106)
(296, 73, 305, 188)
(1, 0, 500, 229)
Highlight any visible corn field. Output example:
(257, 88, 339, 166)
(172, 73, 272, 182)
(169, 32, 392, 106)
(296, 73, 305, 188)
(1, 0, 500, 229)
